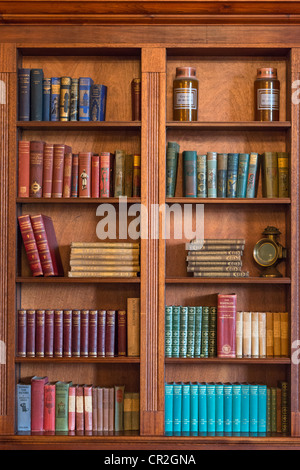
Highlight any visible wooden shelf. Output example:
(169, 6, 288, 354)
(165, 277, 291, 284)
(16, 277, 140, 284)
(166, 121, 291, 130)
(165, 358, 291, 364)
(17, 121, 141, 130)
(17, 197, 141, 204)
(166, 197, 291, 204)
(16, 357, 140, 364)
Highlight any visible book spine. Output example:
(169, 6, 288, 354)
(109, 387, 114, 431)
(117, 310, 127, 356)
(42, 78, 51, 121)
(273, 312, 281, 357)
(250, 384, 259, 433)
(183, 151, 197, 197)
(59, 77, 71, 121)
(124, 153, 134, 197)
(45, 309, 54, 357)
(207, 152, 217, 198)
(131, 78, 141, 121)
(224, 384, 233, 433)
(280, 381, 289, 433)
(190, 383, 199, 434)
(54, 310, 63, 357)
(26, 310, 35, 357)
(71, 154, 79, 197)
(97, 387, 104, 432)
(215, 383, 224, 433)
(198, 383, 207, 433)
(18, 140, 30, 197)
(68, 385, 76, 431)
(258, 384, 267, 433)
(246, 152, 259, 198)
(123, 392, 132, 431)
(165, 306, 173, 358)
(187, 307, 195, 358)
(207, 383, 216, 433)
(30, 214, 55, 276)
(35, 309, 45, 357)
(114, 385, 125, 431)
(44, 383, 55, 431)
(30, 140, 44, 197)
(194, 306, 202, 358)
(33, 214, 64, 276)
(193, 271, 249, 278)
(55, 382, 70, 432)
(236, 153, 250, 198)
(70, 78, 79, 121)
(91, 154, 100, 198)
(131, 393, 140, 431)
(80, 310, 89, 357)
(90, 84, 107, 121)
(17, 384, 31, 431)
(236, 311, 243, 358)
(132, 154, 141, 197)
(217, 294, 237, 358)
(280, 311, 289, 357)
(251, 311, 259, 358)
(79, 77, 93, 121)
(88, 310, 98, 357)
(196, 154, 207, 197)
(278, 152, 289, 197)
(63, 310, 72, 357)
(227, 153, 239, 197)
(75, 385, 84, 431)
(241, 384, 250, 433)
(17, 310, 27, 357)
(171, 306, 180, 358)
(114, 149, 126, 197)
(243, 311, 252, 358)
(92, 386, 98, 431)
(259, 312, 267, 358)
(127, 298, 140, 357)
(173, 383, 182, 434)
(208, 306, 217, 357)
(63, 152, 72, 198)
(97, 310, 106, 357)
(79, 152, 92, 197)
(166, 142, 179, 198)
(50, 77, 60, 121)
(105, 310, 116, 357)
(18, 215, 43, 276)
(200, 306, 209, 358)
(266, 311, 274, 357)
(103, 388, 109, 431)
(52, 144, 66, 197)
(71, 310, 81, 357)
(232, 383, 242, 433)
(182, 383, 191, 434)
(42, 143, 54, 198)
(217, 153, 228, 197)
(179, 306, 188, 358)
(100, 152, 113, 197)
(31, 376, 48, 432)
(18, 68, 30, 121)
(262, 152, 278, 197)
(30, 69, 43, 121)
(84, 385, 93, 431)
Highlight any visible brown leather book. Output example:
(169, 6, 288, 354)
(105, 310, 116, 357)
(71, 153, 79, 197)
(63, 309, 72, 357)
(75, 385, 84, 431)
(266, 312, 274, 357)
(17, 309, 27, 357)
(88, 310, 98, 357)
(72, 310, 81, 357)
(97, 310, 106, 357)
(91, 154, 100, 198)
(63, 151, 72, 198)
(79, 152, 92, 198)
(131, 78, 141, 121)
(117, 310, 127, 356)
(30, 140, 45, 198)
(18, 140, 30, 197)
(80, 310, 89, 357)
(42, 143, 54, 198)
(54, 309, 63, 357)
(26, 309, 36, 357)
(45, 309, 54, 357)
(52, 144, 72, 197)
(35, 309, 45, 357)
(18, 214, 43, 277)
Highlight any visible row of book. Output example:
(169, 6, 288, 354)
(18, 140, 141, 199)
(166, 141, 289, 199)
(68, 242, 140, 278)
(18, 69, 107, 122)
(165, 305, 289, 358)
(164, 381, 289, 435)
(17, 376, 139, 433)
(185, 238, 249, 278)
(17, 301, 140, 358)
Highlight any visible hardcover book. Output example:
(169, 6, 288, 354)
(42, 78, 51, 121)
(18, 140, 30, 197)
(18, 68, 30, 121)
(217, 293, 237, 358)
(31, 376, 48, 432)
(30, 69, 43, 121)
(79, 77, 93, 121)
(18, 214, 43, 277)
(17, 383, 31, 432)
(30, 140, 45, 198)
(91, 84, 107, 121)
(166, 141, 180, 197)
(50, 77, 60, 121)
(183, 150, 197, 197)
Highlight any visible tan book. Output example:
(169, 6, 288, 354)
(273, 312, 281, 357)
(242, 312, 251, 358)
(70, 254, 139, 261)
(68, 271, 138, 278)
(236, 311, 243, 358)
(103, 387, 109, 432)
(127, 298, 140, 357)
(131, 392, 140, 431)
(258, 312, 266, 358)
(71, 242, 140, 249)
(70, 247, 139, 255)
(124, 392, 133, 431)
(251, 312, 259, 358)
(70, 259, 140, 266)
(280, 312, 289, 357)
(266, 312, 274, 357)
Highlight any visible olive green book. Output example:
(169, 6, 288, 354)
(196, 154, 207, 197)
(124, 153, 134, 197)
(114, 385, 125, 432)
(262, 152, 278, 198)
(208, 306, 217, 357)
(114, 149, 126, 196)
(194, 306, 202, 358)
(277, 152, 289, 197)
(186, 306, 195, 358)
(200, 306, 210, 357)
(165, 306, 173, 357)
(270, 386, 277, 433)
(279, 381, 289, 433)
(171, 306, 180, 358)
(179, 306, 188, 358)
(123, 392, 133, 431)
(166, 141, 180, 197)
(55, 381, 72, 432)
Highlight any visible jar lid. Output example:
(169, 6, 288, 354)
(176, 67, 196, 78)
(257, 68, 277, 79)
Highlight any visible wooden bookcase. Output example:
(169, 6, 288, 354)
(1, 0, 300, 450)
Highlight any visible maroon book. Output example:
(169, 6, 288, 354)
(45, 309, 54, 357)
(17, 309, 27, 357)
(68, 385, 76, 431)
(42, 143, 54, 198)
(44, 382, 55, 432)
(75, 385, 84, 431)
(54, 309, 63, 357)
(88, 310, 98, 357)
(35, 309, 45, 357)
(71, 154, 79, 197)
(97, 310, 106, 357)
(63, 309, 72, 357)
(84, 385, 93, 431)
(117, 310, 127, 356)
(217, 293, 237, 358)
(18, 214, 43, 277)
(18, 140, 30, 198)
(30, 214, 64, 277)
(52, 144, 72, 197)
(31, 376, 48, 432)
(72, 309, 81, 357)
(63, 151, 72, 198)
(79, 152, 92, 198)
(91, 154, 100, 198)
(26, 309, 36, 357)
(30, 140, 45, 198)
(105, 310, 116, 357)
(100, 152, 114, 197)
(80, 310, 89, 357)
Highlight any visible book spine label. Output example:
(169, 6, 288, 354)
(50, 78, 60, 121)
(166, 143, 179, 198)
(88, 310, 98, 357)
(132, 154, 141, 197)
(117, 310, 127, 356)
(236, 153, 250, 198)
(35, 309, 45, 357)
(52, 144, 66, 197)
(42, 143, 54, 198)
(71, 154, 79, 197)
(18, 141, 30, 197)
(70, 78, 79, 121)
(30, 69, 43, 121)
(54, 310, 63, 357)
(71, 310, 81, 357)
(183, 151, 197, 197)
(42, 78, 51, 121)
(79, 77, 93, 121)
(45, 309, 54, 357)
(26, 310, 35, 357)
(18, 68, 30, 121)
(105, 310, 116, 357)
(114, 150, 126, 197)
(63, 152, 73, 198)
(30, 141, 44, 197)
(79, 152, 92, 197)
(217, 294, 237, 357)
(91, 154, 100, 198)
(59, 77, 71, 121)
(63, 310, 72, 357)
(217, 153, 227, 197)
(91, 84, 107, 121)
(246, 152, 259, 198)
(80, 310, 89, 357)
(227, 153, 239, 197)
(196, 154, 207, 197)
(18, 215, 43, 276)
(17, 310, 27, 357)
(97, 310, 106, 357)
(44, 383, 55, 431)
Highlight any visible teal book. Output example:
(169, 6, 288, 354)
(196, 154, 207, 197)
(267, 387, 271, 432)
(246, 152, 260, 198)
(207, 383, 216, 433)
(183, 151, 197, 197)
(232, 383, 242, 433)
(258, 384, 267, 434)
(171, 306, 180, 358)
(215, 383, 224, 433)
(224, 383, 233, 434)
(17, 383, 31, 432)
(208, 306, 217, 357)
(198, 383, 207, 434)
(190, 382, 199, 434)
(250, 384, 259, 433)
(227, 153, 239, 198)
(55, 381, 71, 432)
(200, 306, 209, 357)
(217, 153, 228, 197)
(173, 382, 183, 434)
(182, 383, 191, 434)
(207, 152, 217, 198)
(179, 306, 188, 358)
(236, 153, 250, 198)
(187, 306, 196, 358)
(165, 306, 173, 358)
(164, 382, 174, 435)
(166, 141, 180, 197)
(241, 383, 250, 433)
(194, 306, 202, 358)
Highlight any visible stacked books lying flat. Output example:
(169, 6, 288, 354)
(17, 376, 139, 433)
(68, 242, 140, 278)
(186, 238, 249, 278)
(17, 300, 140, 358)
(164, 381, 289, 436)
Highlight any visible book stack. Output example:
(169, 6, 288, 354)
(185, 238, 249, 278)
(164, 381, 289, 436)
(68, 242, 140, 278)
(17, 299, 140, 358)
(17, 376, 140, 433)
(18, 140, 141, 199)
(18, 69, 107, 122)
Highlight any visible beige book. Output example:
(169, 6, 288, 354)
(70, 247, 139, 255)
(273, 312, 281, 357)
(236, 311, 243, 358)
(243, 312, 251, 358)
(70, 265, 140, 272)
(266, 312, 274, 357)
(71, 242, 140, 249)
(258, 312, 266, 358)
(251, 312, 259, 358)
(68, 271, 138, 277)
(131, 392, 140, 431)
(280, 312, 289, 357)
(127, 298, 140, 356)
(124, 392, 133, 431)
(70, 259, 140, 266)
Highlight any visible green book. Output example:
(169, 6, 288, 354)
(55, 381, 72, 432)
(114, 385, 125, 431)
(124, 153, 134, 197)
(194, 306, 202, 358)
(187, 306, 196, 358)
(165, 306, 173, 358)
(207, 152, 217, 198)
(262, 152, 278, 198)
(196, 154, 207, 197)
(208, 306, 217, 357)
(280, 381, 289, 433)
(200, 306, 210, 357)
(217, 153, 228, 197)
(277, 152, 289, 198)
(114, 149, 126, 196)
(270, 387, 277, 433)
(183, 151, 197, 197)
(236, 153, 250, 198)
(179, 306, 188, 358)
(246, 152, 260, 198)
(171, 306, 180, 358)
(166, 141, 180, 197)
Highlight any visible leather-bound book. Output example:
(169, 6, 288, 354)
(42, 143, 54, 198)
(237, 153, 250, 198)
(42, 78, 51, 121)
(103, 387, 109, 432)
(50, 77, 60, 122)
(18, 214, 43, 276)
(84, 384, 93, 431)
(80, 310, 89, 357)
(97, 310, 106, 357)
(63, 309, 72, 357)
(72, 309, 81, 357)
(52, 144, 72, 198)
(117, 310, 127, 356)
(17, 309, 27, 357)
(59, 77, 71, 121)
(30, 69, 43, 121)
(88, 310, 98, 357)
(75, 385, 84, 431)
(55, 381, 71, 432)
(18, 68, 30, 121)
(131, 78, 141, 121)
(217, 293, 237, 358)
(44, 382, 55, 432)
(91, 84, 107, 121)
(26, 309, 36, 357)
(127, 298, 140, 357)
(71, 154, 79, 197)
(105, 310, 116, 357)
(124, 154, 133, 197)
(92, 386, 98, 432)
(97, 387, 104, 432)
(30, 141, 45, 198)
(277, 152, 289, 198)
(132, 154, 141, 197)
(114, 149, 126, 196)
(246, 152, 260, 198)
(35, 309, 45, 357)
(30, 214, 64, 277)
(79, 77, 93, 121)
(54, 309, 63, 357)
(227, 153, 239, 198)
(31, 376, 48, 432)
(45, 309, 54, 357)
(109, 387, 115, 432)
(68, 385, 76, 432)
(183, 150, 197, 197)
(100, 152, 114, 197)
(79, 152, 92, 198)
(70, 78, 79, 121)
(91, 154, 100, 198)
(18, 140, 30, 197)
(262, 152, 278, 198)
(63, 151, 73, 198)
(217, 153, 228, 198)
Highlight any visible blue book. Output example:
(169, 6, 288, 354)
(91, 84, 107, 121)
(207, 152, 217, 198)
(182, 383, 191, 434)
(172, 306, 180, 358)
(79, 77, 94, 121)
(18, 68, 31, 121)
(17, 383, 31, 432)
(236, 153, 250, 198)
(183, 151, 197, 197)
(198, 383, 207, 434)
(246, 152, 260, 198)
(194, 306, 202, 358)
(227, 153, 239, 198)
(249, 384, 259, 433)
(258, 384, 267, 434)
(215, 383, 224, 433)
(30, 68, 43, 121)
(164, 382, 174, 435)
(232, 383, 242, 433)
(190, 382, 199, 434)
(50, 77, 60, 121)
(206, 383, 216, 434)
(42, 78, 51, 121)
(241, 383, 250, 433)
(173, 382, 183, 434)
(224, 383, 233, 434)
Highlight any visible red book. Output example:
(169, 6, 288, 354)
(54, 309, 63, 357)
(63, 309, 72, 357)
(80, 310, 89, 357)
(26, 309, 36, 357)
(72, 309, 81, 357)
(35, 309, 45, 357)
(17, 309, 27, 357)
(100, 152, 114, 197)
(63, 151, 72, 198)
(30, 214, 64, 277)
(92, 386, 98, 431)
(45, 309, 54, 357)
(44, 382, 55, 432)
(52, 144, 72, 197)
(42, 143, 54, 198)
(18, 214, 43, 276)
(68, 385, 76, 431)
(18, 140, 30, 197)
(217, 293, 237, 358)
(117, 310, 127, 356)
(30, 140, 45, 198)
(84, 385, 93, 431)
(75, 385, 84, 431)
(71, 154, 79, 197)
(91, 154, 100, 198)
(31, 376, 48, 432)
(79, 152, 92, 197)
(105, 310, 116, 357)
(97, 310, 106, 357)
(88, 310, 98, 357)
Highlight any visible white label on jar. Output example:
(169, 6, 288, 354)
(257, 88, 279, 110)
(174, 87, 197, 110)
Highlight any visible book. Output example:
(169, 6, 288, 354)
(207, 152, 217, 198)
(97, 310, 106, 357)
(246, 152, 260, 198)
(187, 306, 195, 358)
(69, 385, 76, 431)
(277, 152, 289, 197)
(17, 383, 31, 432)
(54, 309, 63, 357)
(70, 78, 79, 121)
(273, 311, 281, 357)
(117, 310, 127, 356)
(166, 141, 180, 197)
(190, 383, 198, 434)
(232, 383, 241, 433)
(217, 293, 237, 358)
(35, 309, 45, 357)
(55, 381, 71, 432)
(91, 84, 107, 121)
(59, 76, 71, 121)
(84, 385, 93, 431)
(196, 154, 207, 197)
(44, 382, 55, 432)
(42, 143, 54, 198)
(105, 310, 116, 357)
(63, 151, 73, 198)
(45, 309, 54, 357)
(259, 312, 267, 358)
(179, 306, 188, 358)
(266, 311, 274, 357)
(91, 154, 100, 198)
(164, 383, 174, 434)
(217, 153, 227, 198)
(216, 383, 224, 433)
(124, 153, 134, 197)
(31, 376, 48, 432)
(132, 154, 141, 197)
(79, 77, 93, 121)
(52, 144, 72, 197)
(236, 311, 243, 358)
(18, 140, 30, 197)
(183, 150, 197, 197)
(207, 383, 216, 433)
(30, 140, 45, 198)
(227, 153, 239, 197)
(173, 382, 182, 434)
(114, 385, 125, 432)
(97, 387, 104, 432)
(127, 298, 140, 357)
(236, 153, 250, 198)
(30, 69, 43, 121)
(100, 152, 114, 197)
(71, 153, 79, 197)
(18, 214, 43, 276)
(208, 306, 217, 357)
(80, 310, 89, 357)
(17, 310, 27, 357)
(75, 385, 84, 431)
(79, 152, 92, 197)
(182, 383, 191, 434)
(18, 68, 31, 121)
(26, 310, 36, 357)
(172, 306, 180, 358)
(262, 152, 278, 198)
(114, 149, 126, 196)
(242, 311, 251, 358)
(224, 383, 233, 433)
(198, 383, 207, 433)
(131, 78, 141, 121)
(72, 310, 81, 357)
(280, 311, 289, 357)
(251, 311, 259, 358)
(50, 77, 60, 121)
(200, 306, 209, 358)
(42, 78, 51, 121)
(63, 310, 72, 357)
